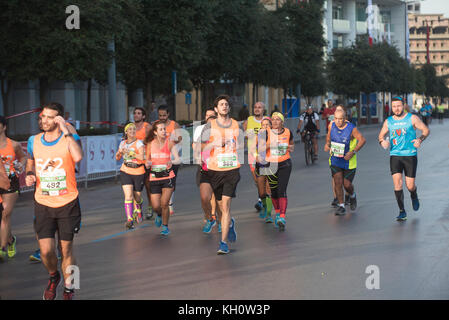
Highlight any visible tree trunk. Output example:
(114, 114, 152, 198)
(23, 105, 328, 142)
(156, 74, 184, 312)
(195, 86, 199, 121)
(87, 78, 92, 122)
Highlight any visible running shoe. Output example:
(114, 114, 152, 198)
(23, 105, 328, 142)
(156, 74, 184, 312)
(335, 206, 346, 216)
(0, 249, 7, 262)
(43, 271, 61, 300)
(412, 197, 420, 211)
(63, 288, 74, 300)
(30, 249, 41, 262)
(228, 218, 237, 243)
(217, 241, 229, 255)
(331, 198, 338, 208)
(349, 195, 357, 211)
(133, 209, 143, 224)
(274, 214, 280, 228)
(145, 207, 154, 220)
(169, 204, 174, 215)
(7, 235, 17, 258)
(396, 210, 407, 221)
(277, 217, 286, 231)
(255, 199, 263, 212)
(155, 215, 162, 228)
(202, 219, 216, 234)
(265, 215, 273, 223)
(344, 194, 350, 206)
(160, 225, 170, 236)
(125, 220, 134, 230)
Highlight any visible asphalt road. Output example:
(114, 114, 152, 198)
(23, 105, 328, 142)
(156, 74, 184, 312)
(1, 121, 448, 300)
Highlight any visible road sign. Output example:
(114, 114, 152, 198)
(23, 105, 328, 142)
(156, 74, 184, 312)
(185, 92, 192, 105)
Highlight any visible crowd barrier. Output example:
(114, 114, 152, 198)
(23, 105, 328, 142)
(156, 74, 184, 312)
(17, 117, 327, 192)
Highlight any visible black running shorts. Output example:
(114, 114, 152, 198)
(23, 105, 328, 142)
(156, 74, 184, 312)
(196, 166, 211, 186)
(150, 178, 175, 194)
(390, 156, 417, 178)
(120, 171, 145, 192)
(0, 175, 20, 194)
(34, 198, 81, 241)
(330, 165, 357, 183)
(208, 168, 240, 201)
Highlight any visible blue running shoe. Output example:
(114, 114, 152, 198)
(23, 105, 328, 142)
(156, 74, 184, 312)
(396, 211, 407, 221)
(218, 223, 222, 233)
(274, 214, 280, 228)
(155, 215, 162, 228)
(228, 218, 237, 243)
(217, 241, 229, 254)
(412, 197, 420, 211)
(255, 199, 263, 212)
(160, 225, 170, 235)
(277, 217, 286, 231)
(265, 215, 273, 223)
(30, 249, 42, 262)
(203, 219, 216, 234)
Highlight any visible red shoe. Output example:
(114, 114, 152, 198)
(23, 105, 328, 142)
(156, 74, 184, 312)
(43, 271, 61, 300)
(63, 288, 75, 300)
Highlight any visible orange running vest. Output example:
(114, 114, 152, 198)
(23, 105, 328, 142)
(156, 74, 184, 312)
(33, 133, 78, 208)
(0, 138, 17, 177)
(207, 119, 241, 171)
(266, 128, 291, 163)
(146, 139, 175, 182)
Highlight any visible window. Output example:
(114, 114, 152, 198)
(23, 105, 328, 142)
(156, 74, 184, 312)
(408, 5, 413, 11)
(356, 4, 367, 22)
(333, 4, 343, 20)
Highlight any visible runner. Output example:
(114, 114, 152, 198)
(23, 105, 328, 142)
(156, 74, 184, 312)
(25, 102, 83, 300)
(378, 96, 430, 221)
(157, 105, 182, 215)
(242, 101, 265, 212)
(296, 105, 320, 160)
(254, 116, 274, 223)
(0, 116, 27, 261)
(116, 123, 146, 229)
(437, 101, 445, 124)
(0, 158, 11, 262)
(322, 99, 336, 133)
(145, 120, 180, 235)
(420, 102, 431, 126)
(193, 108, 222, 233)
(133, 107, 153, 220)
(30, 111, 81, 262)
(257, 112, 293, 231)
(324, 109, 366, 216)
(201, 95, 241, 254)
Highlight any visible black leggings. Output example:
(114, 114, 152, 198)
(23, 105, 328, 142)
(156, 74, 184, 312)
(264, 159, 292, 198)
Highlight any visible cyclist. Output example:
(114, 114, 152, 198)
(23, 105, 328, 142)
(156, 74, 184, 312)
(296, 105, 320, 160)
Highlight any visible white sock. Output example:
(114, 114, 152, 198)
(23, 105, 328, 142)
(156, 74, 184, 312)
(339, 204, 345, 208)
(350, 193, 356, 198)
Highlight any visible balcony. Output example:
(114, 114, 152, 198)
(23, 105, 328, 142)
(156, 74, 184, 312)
(333, 19, 351, 34)
(356, 21, 367, 34)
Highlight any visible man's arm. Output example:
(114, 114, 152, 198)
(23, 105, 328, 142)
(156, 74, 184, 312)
(13, 141, 27, 173)
(25, 158, 36, 187)
(55, 116, 83, 163)
(378, 119, 390, 149)
(411, 114, 430, 148)
(344, 127, 366, 161)
(174, 122, 182, 143)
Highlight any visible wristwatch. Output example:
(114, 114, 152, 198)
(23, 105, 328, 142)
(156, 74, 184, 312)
(64, 133, 73, 138)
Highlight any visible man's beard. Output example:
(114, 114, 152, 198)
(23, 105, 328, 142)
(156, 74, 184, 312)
(43, 123, 58, 132)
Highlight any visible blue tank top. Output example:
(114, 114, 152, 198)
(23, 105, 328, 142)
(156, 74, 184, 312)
(388, 113, 417, 156)
(330, 122, 355, 169)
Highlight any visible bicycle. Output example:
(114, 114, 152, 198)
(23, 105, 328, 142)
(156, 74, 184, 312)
(303, 130, 316, 166)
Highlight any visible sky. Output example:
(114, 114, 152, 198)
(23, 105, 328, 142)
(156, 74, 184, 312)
(420, 0, 449, 18)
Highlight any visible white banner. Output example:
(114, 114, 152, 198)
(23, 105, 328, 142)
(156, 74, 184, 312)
(86, 135, 118, 174)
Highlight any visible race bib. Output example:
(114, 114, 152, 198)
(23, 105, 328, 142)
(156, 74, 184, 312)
(331, 142, 345, 158)
(271, 143, 288, 157)
(217, 153, 238, 169)
(151, 164, 167, 172)
(40, 168, 68, 196)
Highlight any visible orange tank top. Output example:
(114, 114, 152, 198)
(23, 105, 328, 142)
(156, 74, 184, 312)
(33, 133, 78, 208)
(165, 120, 177, 139)
(0, 138, 17, 177)
(207, 119, 241, 171)
(135, 122, 150, 142)
(266, 128, 291, 163)
(119, 139, 145, 175)
(147, 138, 175, 181)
